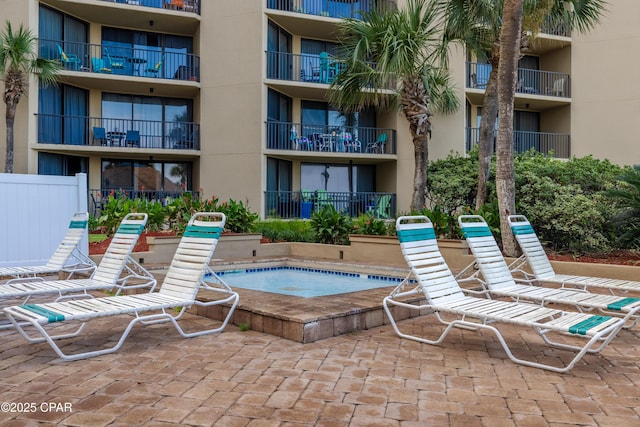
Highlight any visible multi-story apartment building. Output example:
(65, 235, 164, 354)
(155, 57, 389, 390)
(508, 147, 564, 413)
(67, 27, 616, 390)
(2, 1, 638, 219)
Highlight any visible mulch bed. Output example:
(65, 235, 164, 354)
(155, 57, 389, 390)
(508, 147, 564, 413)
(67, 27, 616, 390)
(89, 231, 176, 255)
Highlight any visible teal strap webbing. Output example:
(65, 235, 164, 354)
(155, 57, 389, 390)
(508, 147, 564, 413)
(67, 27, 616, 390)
(568, 315, 611, 335)
(607, 297, 640, 311)
(511, 224, 535, 235)
(116, 223, 145, 235)
(20, 304, 65, 323)
(397, 227, 436, 243)
(183, 225, 222, 239)
(69, 220, 88, 229)
(461, 226, 492, 238)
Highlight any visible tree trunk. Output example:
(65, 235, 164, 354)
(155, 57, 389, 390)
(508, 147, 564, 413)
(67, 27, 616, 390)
(412, 135, 429, 212)
(475, 56, 499, 210)
(4, 102, 16, 174)
(495, 0, 523, 257)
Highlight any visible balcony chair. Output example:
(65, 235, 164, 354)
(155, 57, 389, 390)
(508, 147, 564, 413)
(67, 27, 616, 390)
(57, 45, 81, 71)
(545, 78, 565, 97)
(319, 52, 332, 83)
(366, 133, 387, 153)
(92, 127, 107, 145)
(368, 194, 392, 219)
(145, 54, 165, 77)
(125, 130, 140, 147)
(104, 48, 125, 71)
(91, 57, 111, 74)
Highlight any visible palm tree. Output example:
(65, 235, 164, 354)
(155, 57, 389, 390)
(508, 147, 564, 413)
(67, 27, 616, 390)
(439, 0, 607, 210)
(0, 21, 60, 173)
(496, 0, 524, 257)
(329, 0, 459, 212)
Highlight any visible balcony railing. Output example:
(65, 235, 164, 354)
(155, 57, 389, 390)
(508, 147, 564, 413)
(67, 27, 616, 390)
(267, 122, 396, 155)
(267, 0, 396, 19)
(90, 189, 200, 216)
(39, 39, 200, 82)
(467, 62, 571, 98)
(466, 127, 570, 159)
(98, 0, 200, 14)
(37, 114, 200, 150)
(540, 17, 571, 37)
(265, 191, 396, 219)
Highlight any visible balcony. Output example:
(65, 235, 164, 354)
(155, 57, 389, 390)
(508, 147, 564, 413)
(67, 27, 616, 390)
(265, 191, 396, 219)
(466, 127, 570, 159)
(467, 62, 570, 98)
(40, 39, 200, 83)
(266, 0, 396, 19)
(267, 122, 396, 155)
(37, 115, 200, 151)
(98, 0, 200, 14)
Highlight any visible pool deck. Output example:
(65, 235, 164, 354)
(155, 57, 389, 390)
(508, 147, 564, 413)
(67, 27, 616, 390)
(1, 258, 640, 425)
(195, 257, 424, 343)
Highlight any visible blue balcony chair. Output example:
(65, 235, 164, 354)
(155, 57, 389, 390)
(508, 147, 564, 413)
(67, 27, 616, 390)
(57, 45, 81, 70)
(145, 54, 165, 77)
(104, 48, 125, 71)
(125, 130, 140, 147)
(91, 57, 111, 73)
(93, 127, 107, 145)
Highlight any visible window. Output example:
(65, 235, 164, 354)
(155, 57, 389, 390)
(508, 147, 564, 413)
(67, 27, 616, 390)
(267, 21, 292, 80)
(39, 5, 88, 64)
(38, 153, 87, 176)
(101, 94, 193, 149)
(38, 84, 88, 145)
(267, 89, 292, 149)
(301, 163, 374, 192)
(101, 160, 192, 194)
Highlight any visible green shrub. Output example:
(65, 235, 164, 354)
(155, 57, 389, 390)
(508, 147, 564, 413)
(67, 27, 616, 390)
(254, 219, 314, 242)
(352, 214, 387, 236)
(310, 205, 352, 245)
(216, 198, 259, 233)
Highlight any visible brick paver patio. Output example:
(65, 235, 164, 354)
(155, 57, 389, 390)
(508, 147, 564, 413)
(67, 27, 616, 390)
(0, 308, 639, 426)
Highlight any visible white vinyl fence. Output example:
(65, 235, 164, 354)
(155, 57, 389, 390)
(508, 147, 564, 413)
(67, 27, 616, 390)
(0, 173, 89, 267)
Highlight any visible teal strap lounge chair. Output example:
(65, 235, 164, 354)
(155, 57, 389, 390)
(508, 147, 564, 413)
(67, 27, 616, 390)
(4, 212, 239, 361)
(0, 212, 96, 284)
(383, 215, 626, 373)
(458, 215, 640, 330)
(0, 213, 155, 329)
(508, 214, 640, 294)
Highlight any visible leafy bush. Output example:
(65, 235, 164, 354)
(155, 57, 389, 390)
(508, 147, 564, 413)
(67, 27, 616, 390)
(216, 199, 259, 233)
(420, 205, 459, 239)
(310, 205, 353, 245)
(352, 214, 387, 236)
(607, 166, 640, 249)
(426, 151, 479, 215)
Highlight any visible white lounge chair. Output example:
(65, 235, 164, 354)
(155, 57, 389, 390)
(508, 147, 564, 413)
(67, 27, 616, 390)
(0, 213, 156, 329)
(4, 212, 239, 361)
(458, 215, 640, 329)
(383, 215, 626, 373)
(508, 214, 640, 295)
(0, 212, 96, 284)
